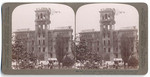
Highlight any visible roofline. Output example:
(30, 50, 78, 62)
(79, 31, 100, 34)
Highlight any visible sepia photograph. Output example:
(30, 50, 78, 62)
(11, 3, 139, 70)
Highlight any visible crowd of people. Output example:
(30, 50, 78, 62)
(12, 58, 139, 70)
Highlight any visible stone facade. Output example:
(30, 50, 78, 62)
(79, 28, 137, 61)
(14, 28, 73, 61)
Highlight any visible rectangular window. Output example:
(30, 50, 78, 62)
(104, 33, 105, 38)
(116, 47, 118, 52)
(108, 25, 110, 30)
(32, 40, 34, 45)
(97, 41, 99, 46)
(104, 48, 106, 52)
(38, 33, 40, 37)
(43, 34, 45, 37)
(116, 54, 118, 58)
(40, 13, 43, 19)
(90, 48, 92, 51)
(104, 40, 106, 46)
(66, 47, 68, 51)
(43, 40, 45, 45)
(39, 40, 40, 45)
(43, 32, 45, 37)
(32, 47, 34, 51)
(108, 48, 110, 52)
(97, 47, 99, 51)
(105, 14, 108, 19)
(108, 32, 110, 38)
(43, 25, 45, 30)
(39, 47, 41, 52)
(43, 47, 45, 52)
(108, 40, 110, 45)
(38, 16, 39, 19)
(51, 47, 53, 51)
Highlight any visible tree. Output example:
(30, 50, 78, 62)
(12, 38, 25, 69)
(103, 53, 110, 61)
(12, 36, 37, 69)
(75, 39, 102, 63)
(62, 54, 75, 68)
(71, 41, 76, 60)
(55, 34, 68, 68)
(128, 53, 139, 68)
(120, 34, 135, 67)
(76, 39, 90, 61)
(17, 51, 36, 69)
(28, 52, 37, 65)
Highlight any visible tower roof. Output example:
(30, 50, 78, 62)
(35, 8, 51, 13)
(99, 8, 115, 13)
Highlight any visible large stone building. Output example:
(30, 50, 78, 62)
(14, 8, 73, 61)
(79, 8, 138, 61)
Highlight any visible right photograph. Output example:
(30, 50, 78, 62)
(75, 4, 139, 70)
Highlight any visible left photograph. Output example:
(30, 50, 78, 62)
(11, 4, 75, 69)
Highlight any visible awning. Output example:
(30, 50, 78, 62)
(114, 58, 123, 61)
(48, 58, 57, 61)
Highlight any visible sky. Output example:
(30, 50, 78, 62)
(76, 4, 139, 34)
(12, 4, 75, 32)
(12, 3, 139, 36)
